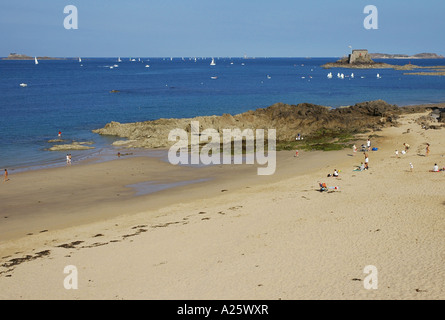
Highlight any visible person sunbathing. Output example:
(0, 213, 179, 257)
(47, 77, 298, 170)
(353, 162, 365, 171)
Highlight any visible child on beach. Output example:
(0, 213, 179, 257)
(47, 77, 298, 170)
(352, 144, 357, 155)
(426, 143, 430, 157)
(3, 169, 8, 182)
(295, 150, 299, 157)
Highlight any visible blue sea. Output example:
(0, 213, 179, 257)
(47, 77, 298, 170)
(1, 57, 445, 170)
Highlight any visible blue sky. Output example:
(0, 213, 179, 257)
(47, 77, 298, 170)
(1, 0, 444, 57)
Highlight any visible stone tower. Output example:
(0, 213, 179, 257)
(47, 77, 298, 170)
(348, 50, 371, 64)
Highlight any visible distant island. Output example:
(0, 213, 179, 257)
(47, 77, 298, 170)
(2, 53, 64, 60)
(321, 49, 445, 75)
(369, 53, 444, 59)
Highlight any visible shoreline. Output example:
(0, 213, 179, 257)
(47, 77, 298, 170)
(1, 110, 445, 299)
(0, 147, 354, 243)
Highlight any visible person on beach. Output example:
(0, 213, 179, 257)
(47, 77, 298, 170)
(431, 163, 439, 172)
(395, 150, 399, 158)
(333, 169, 339, 177)
(58, 131, 62, 137)
(66, 154, 70, 165)
(410, 163, 413, 172)
(294, 150, 299, 157)
(367, 139, 371, 151)
(403, 143, 410, 152)
(426, 143, 430, 157)
(352, 144, 357, 155)
(3, 169, 8, 182)
(69, 154, 72, 165)
(117, 152, 121, 158)
(364, 152, 369, 165)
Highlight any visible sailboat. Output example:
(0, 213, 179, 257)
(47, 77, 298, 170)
(351, 73, 354, 79)
(377, 73, 381, 78)
(210, 58, 216, 66)
(118, 57, 122, 62)
(327, 72, 333, 79)
(34, 57, 38, 65)
(78, 57, 82, 63)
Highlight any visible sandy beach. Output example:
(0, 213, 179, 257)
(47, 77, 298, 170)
(1, 111, 444, 300)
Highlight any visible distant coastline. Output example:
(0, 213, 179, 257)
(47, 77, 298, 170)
(369, 52, 444, 59)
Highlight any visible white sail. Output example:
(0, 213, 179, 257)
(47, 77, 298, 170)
(34, 57, 38, 65)
(210, 58, 216, 66)
(78, 57, 82, 62)
(118, 57, 121, 62)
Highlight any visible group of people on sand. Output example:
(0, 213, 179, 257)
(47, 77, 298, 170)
(395, 143, 410, 158)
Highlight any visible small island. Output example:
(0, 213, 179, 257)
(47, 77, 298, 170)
(2, 53, 64, 60)
(322, 49, 419, 70)
(321, 49, 445, 75)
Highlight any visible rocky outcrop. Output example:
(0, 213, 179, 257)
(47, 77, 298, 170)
(47, 141, 95, 151)
(93, 100, 427, 149)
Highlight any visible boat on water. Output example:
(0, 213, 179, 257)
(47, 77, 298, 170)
(78, 57, 82, 62)
(118, 57, 122, 62)
(210, 58, 216, 66)
(327, 72, 333, 79)
(210, 76, 218, 79)
(34, 57, 38, 65)
(145, 65, 150, 68)
(19, 83, 27, 87)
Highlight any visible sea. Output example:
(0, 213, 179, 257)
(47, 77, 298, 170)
(1, 57, 445, 171)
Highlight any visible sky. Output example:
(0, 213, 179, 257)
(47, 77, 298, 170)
(1, 0, 444, 58)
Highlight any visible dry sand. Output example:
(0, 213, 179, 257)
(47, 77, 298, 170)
(0, 111, 444, 300)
